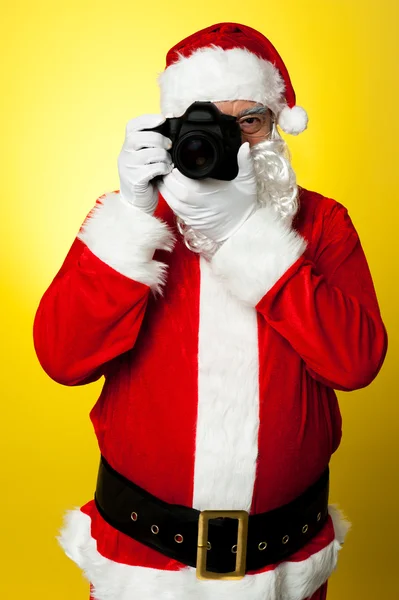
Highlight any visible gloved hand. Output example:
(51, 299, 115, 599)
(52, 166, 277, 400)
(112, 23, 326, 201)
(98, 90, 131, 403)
(157, 142, 258, 242)
(117, 114, 173, 215)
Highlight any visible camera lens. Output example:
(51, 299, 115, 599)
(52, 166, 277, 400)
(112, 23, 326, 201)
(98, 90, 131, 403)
(174, 133, 219, 179)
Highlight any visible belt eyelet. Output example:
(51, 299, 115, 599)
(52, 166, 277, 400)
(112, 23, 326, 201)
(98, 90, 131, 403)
(302, 524, 309, 534)
(174, 533, 184, 543)
(207, 541, 212, 551)
(130, 512, 138, 522)
(258, 541, 267, 551)
(317, 512, 322, 522)
(151, 525, 159, 534)
(282, 535, 289, 544)
(231, 544, 238, 554)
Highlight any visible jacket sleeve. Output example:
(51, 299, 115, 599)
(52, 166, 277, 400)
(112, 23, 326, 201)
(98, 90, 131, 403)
(33, 191, 175, 386)
(210, 201, 388, 391)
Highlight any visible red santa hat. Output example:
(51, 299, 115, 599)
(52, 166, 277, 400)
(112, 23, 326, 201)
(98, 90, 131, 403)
(158, 22, 308, 135)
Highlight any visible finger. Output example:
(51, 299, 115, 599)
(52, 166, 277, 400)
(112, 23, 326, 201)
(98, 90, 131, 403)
(157, 180, 177, 207)
(125, 114, 166, 135)
(137, 161, 174, 184)
(132, 148, 172, 166)
(168, 167, 203, 192)
(157, 169, 188, 201)
(170, 169, 226, 202)
(236, 142, 255, 180)
(124, 131, 172, 151)
(156, 180, 168, 200)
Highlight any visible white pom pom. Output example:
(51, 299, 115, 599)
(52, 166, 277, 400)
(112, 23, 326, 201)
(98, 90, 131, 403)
(278, 105, 308, 135)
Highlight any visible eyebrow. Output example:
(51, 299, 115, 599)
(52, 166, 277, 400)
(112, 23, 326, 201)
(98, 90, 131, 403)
(236, 105, 269, 119)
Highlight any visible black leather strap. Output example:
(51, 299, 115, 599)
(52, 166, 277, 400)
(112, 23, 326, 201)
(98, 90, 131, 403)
(95, 456, 329, 573)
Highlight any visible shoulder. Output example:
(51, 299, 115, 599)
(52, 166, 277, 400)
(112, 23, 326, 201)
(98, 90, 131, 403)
(294, 186, 355, 233)
(295, 186, 349, 223)
(294, 186, 359, 256)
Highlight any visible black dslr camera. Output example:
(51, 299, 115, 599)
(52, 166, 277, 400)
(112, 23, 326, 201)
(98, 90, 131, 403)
(148, 102, 242, 181)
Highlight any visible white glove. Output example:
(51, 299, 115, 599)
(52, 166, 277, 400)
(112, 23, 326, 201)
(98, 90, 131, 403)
(157, 142, 258, 242)
(117, 114, 173, 215)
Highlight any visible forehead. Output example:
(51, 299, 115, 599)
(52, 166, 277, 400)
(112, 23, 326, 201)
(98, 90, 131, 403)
(213, 100, 263, 116)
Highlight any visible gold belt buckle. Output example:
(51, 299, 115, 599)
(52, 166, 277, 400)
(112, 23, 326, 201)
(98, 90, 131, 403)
(196, 510, 249, 581)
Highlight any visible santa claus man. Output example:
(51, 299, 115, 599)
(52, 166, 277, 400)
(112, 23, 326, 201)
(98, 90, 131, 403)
(34, 22, 388, 600)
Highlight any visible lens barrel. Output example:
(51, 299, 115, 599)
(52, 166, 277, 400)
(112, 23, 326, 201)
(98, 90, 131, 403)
(173, 132, 222, 179)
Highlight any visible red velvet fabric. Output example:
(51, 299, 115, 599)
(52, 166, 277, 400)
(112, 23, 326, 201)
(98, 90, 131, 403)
(257, 191, 387, 392)
(34, 187, 387, 574)
(253, 189, 388, 510)
(33, 237, 150, 387)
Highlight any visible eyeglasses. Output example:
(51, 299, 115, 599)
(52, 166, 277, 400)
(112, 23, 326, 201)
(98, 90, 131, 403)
(237, 112, 272, 137)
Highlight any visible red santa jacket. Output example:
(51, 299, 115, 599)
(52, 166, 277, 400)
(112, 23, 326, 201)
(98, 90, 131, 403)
(34, 187, 387, 600)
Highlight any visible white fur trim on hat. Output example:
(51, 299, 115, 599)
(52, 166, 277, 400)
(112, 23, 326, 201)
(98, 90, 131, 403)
(159, 46, 286, 118)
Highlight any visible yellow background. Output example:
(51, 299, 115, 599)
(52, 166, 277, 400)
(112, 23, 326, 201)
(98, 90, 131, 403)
(1, 1, 397, 598)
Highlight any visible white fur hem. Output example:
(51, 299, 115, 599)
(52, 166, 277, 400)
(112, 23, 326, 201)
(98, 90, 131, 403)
(77, 192, 175, 293)
(58, 506, 349, 600)
(211, 206, 307, 306)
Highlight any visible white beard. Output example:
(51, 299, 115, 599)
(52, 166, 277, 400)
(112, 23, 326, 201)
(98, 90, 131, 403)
(176, 134, 299, 258)
(251, 138, 298, 223)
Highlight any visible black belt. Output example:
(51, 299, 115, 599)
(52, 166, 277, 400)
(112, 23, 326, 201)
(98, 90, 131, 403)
(95, 456, 329, 580)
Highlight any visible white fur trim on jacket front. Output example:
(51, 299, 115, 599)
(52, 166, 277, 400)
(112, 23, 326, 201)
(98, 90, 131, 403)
(193, 257, 260, 511)
(211, 205, 307, 306)
(58, 506, 349, 600)
(159, 47, 286, 118)
(77, 192, 175, 293)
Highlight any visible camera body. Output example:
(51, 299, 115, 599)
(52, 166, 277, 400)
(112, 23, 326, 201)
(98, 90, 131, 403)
(148, 102, 242, 181)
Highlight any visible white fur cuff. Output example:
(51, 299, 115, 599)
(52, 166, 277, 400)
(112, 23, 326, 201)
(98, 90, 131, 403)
(211, 206, 307, 306)
(77, 192, 175, 293)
